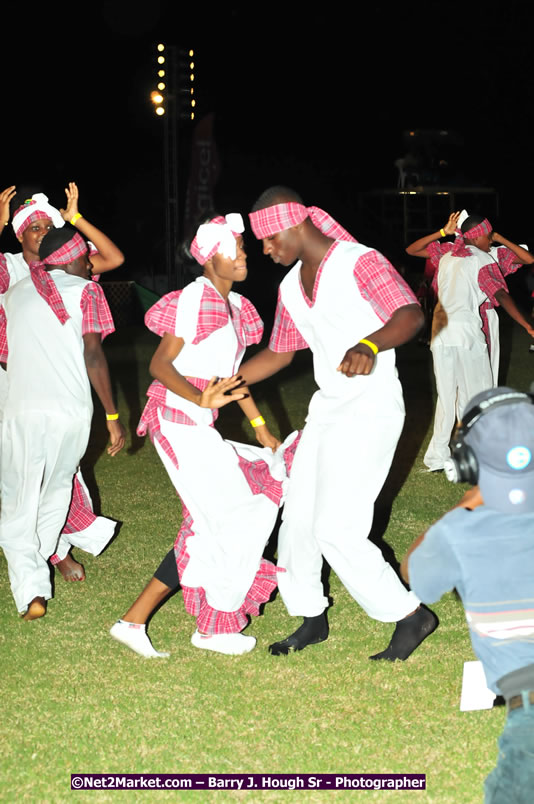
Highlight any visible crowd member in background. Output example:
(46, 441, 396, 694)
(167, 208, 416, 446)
(402, 386, 534, 804)
(0, 182, 124, 581)
(0, 226, 125, 619)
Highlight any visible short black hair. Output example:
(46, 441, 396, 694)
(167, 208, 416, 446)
(461, 214, 488, 234)
(251, 186, 304, 213)
(179, 210, 223, 277)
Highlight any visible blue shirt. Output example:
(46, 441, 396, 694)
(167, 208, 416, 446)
(408, 506, 534, 693)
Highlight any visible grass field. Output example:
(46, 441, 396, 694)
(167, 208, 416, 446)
(0, 312, 532, 803)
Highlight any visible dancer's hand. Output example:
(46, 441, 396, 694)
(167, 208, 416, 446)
(443, 211, 461, 235)
(0, 185, 16, 228)
(60, 182, 80, 222)
(106, 418, 126, 456)
(254, 425, 281, 452)
(199, 376, 247, 409)
(337, 344, 375, 376)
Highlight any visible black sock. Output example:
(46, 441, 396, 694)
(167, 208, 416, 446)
(269, 613, 329, 655)
(369, 606, 438, 661)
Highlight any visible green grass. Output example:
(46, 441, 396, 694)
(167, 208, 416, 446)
(0, 314, 532, 803)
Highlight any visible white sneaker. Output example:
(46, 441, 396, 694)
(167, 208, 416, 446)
(110, 620, 170, 658)
(191, 630, 256, 655)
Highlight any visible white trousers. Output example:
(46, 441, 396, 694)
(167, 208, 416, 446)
(54, 471, 116, 561)
(424, 342, 493, 470)
(155, 416, 283, 613)
(276, 406, 419, 622)
(0, 367, 113, 563)
(487, 308, 500, 387)
(0, 412, 90, 611)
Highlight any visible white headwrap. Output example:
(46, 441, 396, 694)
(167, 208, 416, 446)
(12, 193, 65, 237)
(191, 213, 244, 265)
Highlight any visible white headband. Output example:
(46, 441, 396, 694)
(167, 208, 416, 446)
(12, 192, 65, 236)
(195, 213, 244, 262)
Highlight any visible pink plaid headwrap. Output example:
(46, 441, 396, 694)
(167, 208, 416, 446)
(12, 193, 65, 237)
(190, 214, 244, 265)
(249, 202, 358, 243)
(452, 218, 492, 257)
(29, 233, 88, 324)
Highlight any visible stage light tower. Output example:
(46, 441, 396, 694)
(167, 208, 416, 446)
(149, 44, 197, 289)
(177, 48, 196, 122)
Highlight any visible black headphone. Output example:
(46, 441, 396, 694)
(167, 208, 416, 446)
(444, 389, 534, 484)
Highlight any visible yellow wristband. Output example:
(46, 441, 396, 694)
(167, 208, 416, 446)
(440, 228, 446, 238)
(250, 415, 266, 428)
(106, 413, 119, 421)
(359, 338, 379, 356)
(70, 213, 83, 226)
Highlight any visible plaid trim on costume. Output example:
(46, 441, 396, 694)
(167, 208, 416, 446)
(42, 232, 88, 266)
(28, 234, 89, 325)
(249, 202, 357, 242)
(173, 434, 300, 634)
(80, 282, 115, 339)
(354, 249, 418, 322)
(452, 218, 492, 257)
(61, 475, 98, 534)
(233, 430, 301, 506)
(478, 262, 508, 306)
(269, 289, 309, 353)
(195, 285, 263, 346)
(13, 209, 51, 237)
(0, 255, 9, 294)
(478, 248, 524, 351)
(427, 241, 453, 295)
(145, 290, 182, 336)
(237, 296, 263, 345)
(29, 265, 70, 324)
(0, 307, 7, 363)
(50, 474, 98, 564)
(12, 193, 65, 237)
(175, 505, 281, 634)
(137, 377, 216, 470)
(269, 245, 418, 351)
(145, 286, 263, 347)
(194, 284, 232, 343)
(493, 245, 523, 277)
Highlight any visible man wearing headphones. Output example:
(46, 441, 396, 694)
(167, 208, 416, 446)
(401, 386, 534, 804)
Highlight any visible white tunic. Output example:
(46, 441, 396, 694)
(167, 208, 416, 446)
(274, 241, 418, 622)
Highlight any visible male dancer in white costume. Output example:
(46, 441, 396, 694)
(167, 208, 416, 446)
(0, 183, 124, 579)
(241, 186, 437, 659)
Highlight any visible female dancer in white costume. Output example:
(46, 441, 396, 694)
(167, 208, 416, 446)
(111, 214, 298, 656)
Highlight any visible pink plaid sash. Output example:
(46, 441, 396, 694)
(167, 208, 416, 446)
(452, 218, 492, 257)
(249, 202, 357, 242)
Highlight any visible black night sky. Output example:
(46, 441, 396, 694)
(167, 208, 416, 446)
(3, 0, 534, 298)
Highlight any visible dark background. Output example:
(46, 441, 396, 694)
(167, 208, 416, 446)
(3, 0, 534, 311)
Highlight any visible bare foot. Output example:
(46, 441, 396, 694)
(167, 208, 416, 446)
(22, 597, 47, 621)
(56, 554, 85, 582)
